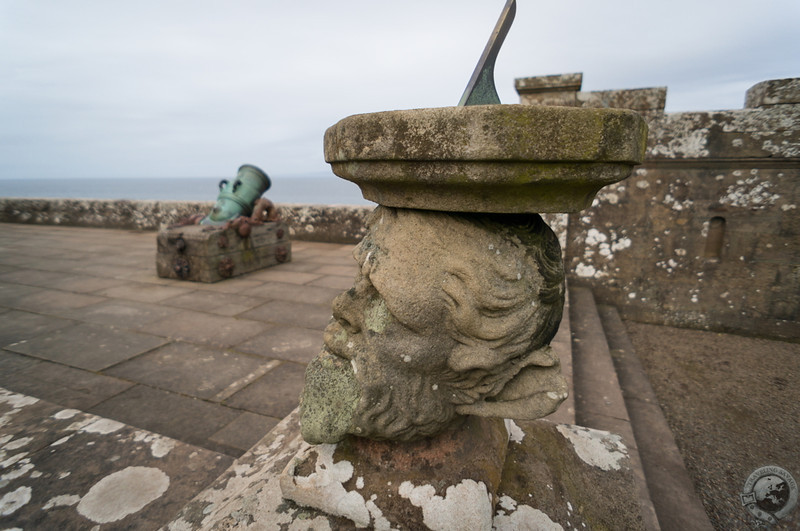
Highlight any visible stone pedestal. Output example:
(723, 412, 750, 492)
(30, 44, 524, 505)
(168, 410, 646, 530)
(284, 103, 647, 529)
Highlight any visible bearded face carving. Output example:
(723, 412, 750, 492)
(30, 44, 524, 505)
(300, 206, 567, 444)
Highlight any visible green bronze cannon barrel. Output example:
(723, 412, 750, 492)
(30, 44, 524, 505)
(201, 164, 271, 225)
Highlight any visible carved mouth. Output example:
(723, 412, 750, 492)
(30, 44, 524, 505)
(322, 321, 352, 360)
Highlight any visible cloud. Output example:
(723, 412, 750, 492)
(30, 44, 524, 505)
(0, 0, 798, 179)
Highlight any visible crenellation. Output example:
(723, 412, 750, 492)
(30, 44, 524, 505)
(517, 73, 800, 340)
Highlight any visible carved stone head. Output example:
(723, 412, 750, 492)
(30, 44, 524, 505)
(300, 205, 567, 444)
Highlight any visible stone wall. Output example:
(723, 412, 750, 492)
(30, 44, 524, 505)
(0, 198, 372, 244)
(518, 74, 800, 340)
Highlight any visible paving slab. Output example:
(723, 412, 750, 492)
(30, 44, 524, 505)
(224, 362, 307, 419)
(208, 411, 280, 455)
(244, 269, 323, 285)
(160, 289, 265, 317)
(5, 322, 168, 371)
(247, 281, 342, 306)
(106, 342, 273, 400)
(89, 386, 241, 455)
(58, 299, 177, 329)
(43, 275, 129, 294)
(95, 281, 194, 303)
(0, 310, 75, 347)
(309, 264, 357, 277)
(0, 387, 232, 530)
(0, 222, 356, 495)
(0, 354, 134, 411)
(6, 288, 107, 314)
(308, 275, 357, 290)
(0, 268, 74, 288)
(240, 300, 332, 330)
(138, 310, 266, 348)
(235, 325, 324, 364)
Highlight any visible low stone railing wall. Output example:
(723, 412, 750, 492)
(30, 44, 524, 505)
(0, 198, 372, 244)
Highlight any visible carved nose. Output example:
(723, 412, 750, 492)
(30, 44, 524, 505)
(332, 289, 361, 334)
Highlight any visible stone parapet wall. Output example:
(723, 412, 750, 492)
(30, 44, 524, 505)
(0, 198, 372, 244)
(518, 74, 800, 340)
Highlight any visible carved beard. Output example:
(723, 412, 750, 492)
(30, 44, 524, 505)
(350, 356, 457, 441)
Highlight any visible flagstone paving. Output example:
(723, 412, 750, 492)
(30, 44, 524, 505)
(0, 222, 358, 458)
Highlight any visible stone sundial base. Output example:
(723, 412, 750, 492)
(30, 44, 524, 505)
(167, 410, 646, 529)
(275, 103, 648, 529)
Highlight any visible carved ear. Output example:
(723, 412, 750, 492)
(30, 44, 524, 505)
(454, 347, 568, 420)
(447, 343, 504, 372)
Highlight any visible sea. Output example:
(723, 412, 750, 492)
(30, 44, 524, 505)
(0, 176, 375, 206)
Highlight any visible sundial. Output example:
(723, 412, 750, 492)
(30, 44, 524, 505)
(458, 0, 516, 106)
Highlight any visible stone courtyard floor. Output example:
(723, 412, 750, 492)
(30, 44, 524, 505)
(0, 222, 357, 459)
(0, 222, 357, 527)
(1, 222, 797, 529)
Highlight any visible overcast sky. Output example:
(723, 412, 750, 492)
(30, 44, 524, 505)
(1, 0, 798, 182)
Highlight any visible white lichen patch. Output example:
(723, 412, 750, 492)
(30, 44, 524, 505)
(81, 418, 125, 435)
(493, 495, 564, 530)
(0, 390, 39, 409)
(504, 419, 525, 444)
(280, 443, 370, 528)
(1, 459, 34, 482)
(77, 466, 169, 523)
(719, 175, 780, 209)
(42, 494, 81, 510)
(2, 437, 32, 451)
(52, 409, 81, 420)
(575, 263, 602, 279)
(399, 479, 492, 531)
(51, 435, 73, 447)
(556, 425, 628, 471)
(0, 486, 32, 516)
(365, 495, 392, 531)
(149, 436, 175, 459)
(649, 126, 710, 158)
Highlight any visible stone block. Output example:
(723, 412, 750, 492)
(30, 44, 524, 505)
(514, 73, 583, 93)
(235, 325, 324, 364)
(105, 342, 271, 400)
(138, 310, 265, 348)
(0, 356, 134, 410)
(745, 77, 800, 108)
(0, 387, 232, 529)
(89, 386, 240, 455)
(5, 322, 168, 371)
(224, 362, 306, 418)
(324, 104, 648, 213)
(156, 222, 291, 283)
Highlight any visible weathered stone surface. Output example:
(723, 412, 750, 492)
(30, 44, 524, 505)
(515, 73, 583, 94)
(0, 198, 372, 243)
(282, 204, 371, 243)
(168, 411, 647, 530)
(324, 104, 648, 213)
(300, 206, 567, 444)
(281, 416, 508, 529)
(516, 73, 666, 112)
(0, 387, 232, 530)
(156, 222, 292, 283)
(496, 419, 645, 530)
(0, 198, 214, 231)
(519, 74, 800, 340)
(577, 87, 667, 112)
(745, 77, 800, 108)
